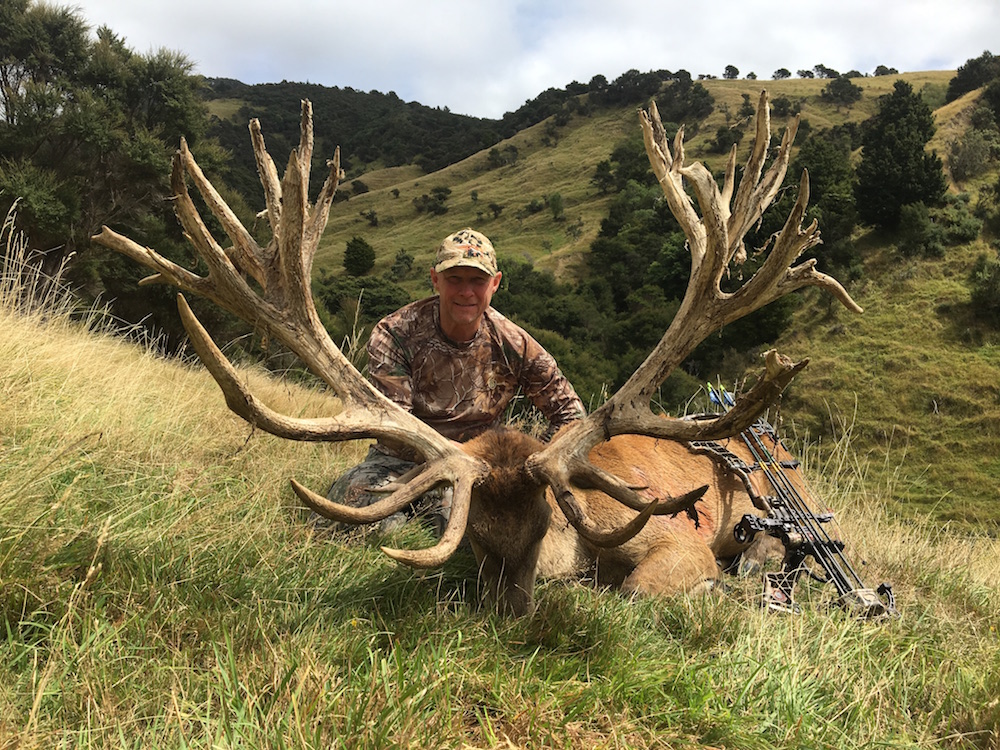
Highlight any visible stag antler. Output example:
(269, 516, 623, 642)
(527, 90, 862, 508)
(92, 101, 497, 567)
(92, 100, 657, 570)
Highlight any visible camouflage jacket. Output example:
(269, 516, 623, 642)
(368, 296, 586, 445)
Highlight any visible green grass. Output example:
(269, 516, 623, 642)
(4, 212, 1000, 748)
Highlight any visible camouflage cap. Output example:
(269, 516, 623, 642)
(434, 228, 498, 276)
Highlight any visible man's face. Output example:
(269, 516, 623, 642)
(430, 265, 502, 340)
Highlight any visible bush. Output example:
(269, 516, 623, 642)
(315, 272, 410, 321)
(710, 125, 743, 154)
(948, 129, 999, 182)
(970, 249, 1000, 325)
(343, 236, 376, 276)
(897, 202, 945, 258)
(939, 194, 983, 244)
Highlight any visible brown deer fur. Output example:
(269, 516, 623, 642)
(461, 427, 809, 614)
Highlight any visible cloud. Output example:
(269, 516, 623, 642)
(73, 0, 1000, 118)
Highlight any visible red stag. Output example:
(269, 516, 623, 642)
(93, 92, 861, 616)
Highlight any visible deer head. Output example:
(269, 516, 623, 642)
(93, 93, 861, 616)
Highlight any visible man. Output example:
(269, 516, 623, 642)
(327, 227, 586, 534)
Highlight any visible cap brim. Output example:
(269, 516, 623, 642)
(434, 258, 497, 276)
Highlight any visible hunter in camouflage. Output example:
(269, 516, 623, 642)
(326, 228, 585, 534)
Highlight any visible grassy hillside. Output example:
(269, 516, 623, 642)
(301, 71, 1000, 524)
(4, 217, 1000, 747)
(312, 73, 954, 281)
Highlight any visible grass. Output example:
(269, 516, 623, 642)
(4, 210, 1000, 748)
(777, 231, 1000, 525)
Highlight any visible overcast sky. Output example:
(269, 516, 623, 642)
(72, 0, 999, 119)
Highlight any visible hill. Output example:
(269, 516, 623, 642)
(235, 71, 995, 525)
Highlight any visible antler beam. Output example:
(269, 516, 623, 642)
(528, 90, 862, 500)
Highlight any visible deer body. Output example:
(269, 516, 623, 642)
(459, 428, 812, 614)
(539, 432, 809, 598)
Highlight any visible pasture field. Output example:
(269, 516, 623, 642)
(2, 221, 1000, 748)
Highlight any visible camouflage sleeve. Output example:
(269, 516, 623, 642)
(366, 317, 413, 413)
(515, 332, 587, 439)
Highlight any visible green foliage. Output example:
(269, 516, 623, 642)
(343, 235, 376, 276)
(206, 79, 505, 184)
(0, 3, 237, 350)
(938, 193, 983, 244)
(737, 93, 755, 119)
(591, 159, 615, 194)
(744, 125, 859, 275)
(710, 125, 744, 154)
(820, 76, 863, 107)
(315, 271, 410, 319)
(948, 126, 1000, 182)
(387, 248, 415, 281)
(979, 79, 1000, 127)
(897, 202, 945, 258)
(946, 50, 1000, 102)
(412, 186, 452, 215)
(969, 247, 1000, 325)
(653, 70, 714, 123)
(855, 81, 947, 229)
(487, 144, 519, 168)
(897, 197, 981, 259)
(548, 192, 565, 222)
(771, 96, 799, 117)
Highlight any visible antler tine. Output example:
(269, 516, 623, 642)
(527, 90, 863, 516)
(250, 117, 282, 235)
(93, 101, 464, 460)
(93, 99, 490, 575)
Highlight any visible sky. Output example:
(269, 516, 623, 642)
(72, 0, 1000, 120)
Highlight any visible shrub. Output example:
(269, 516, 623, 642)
(343, 236, 376, 276)
(897, 202, 945, 258)
(948, 129, 999, 182)
(969, 249, 1000, 325)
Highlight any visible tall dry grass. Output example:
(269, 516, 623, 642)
(2, 207, 1000, 748)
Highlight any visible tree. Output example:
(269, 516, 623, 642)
(949, 128, 998, 182)
(343, 236, 376, 276)
(592, 159, 615, 194)
(0, 2, 224, 349)
(773, 68, 792, 80)
(821, 76, 863, 107)
(855, 80, 946, 229)
(797, 69, 815, 79)
(946, 50, 1000, 102)
(873, 65, 898, 76)
(388, 248, 414, 280)
(724, 65, 739, 80)
(969, 249, 1000, 326)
